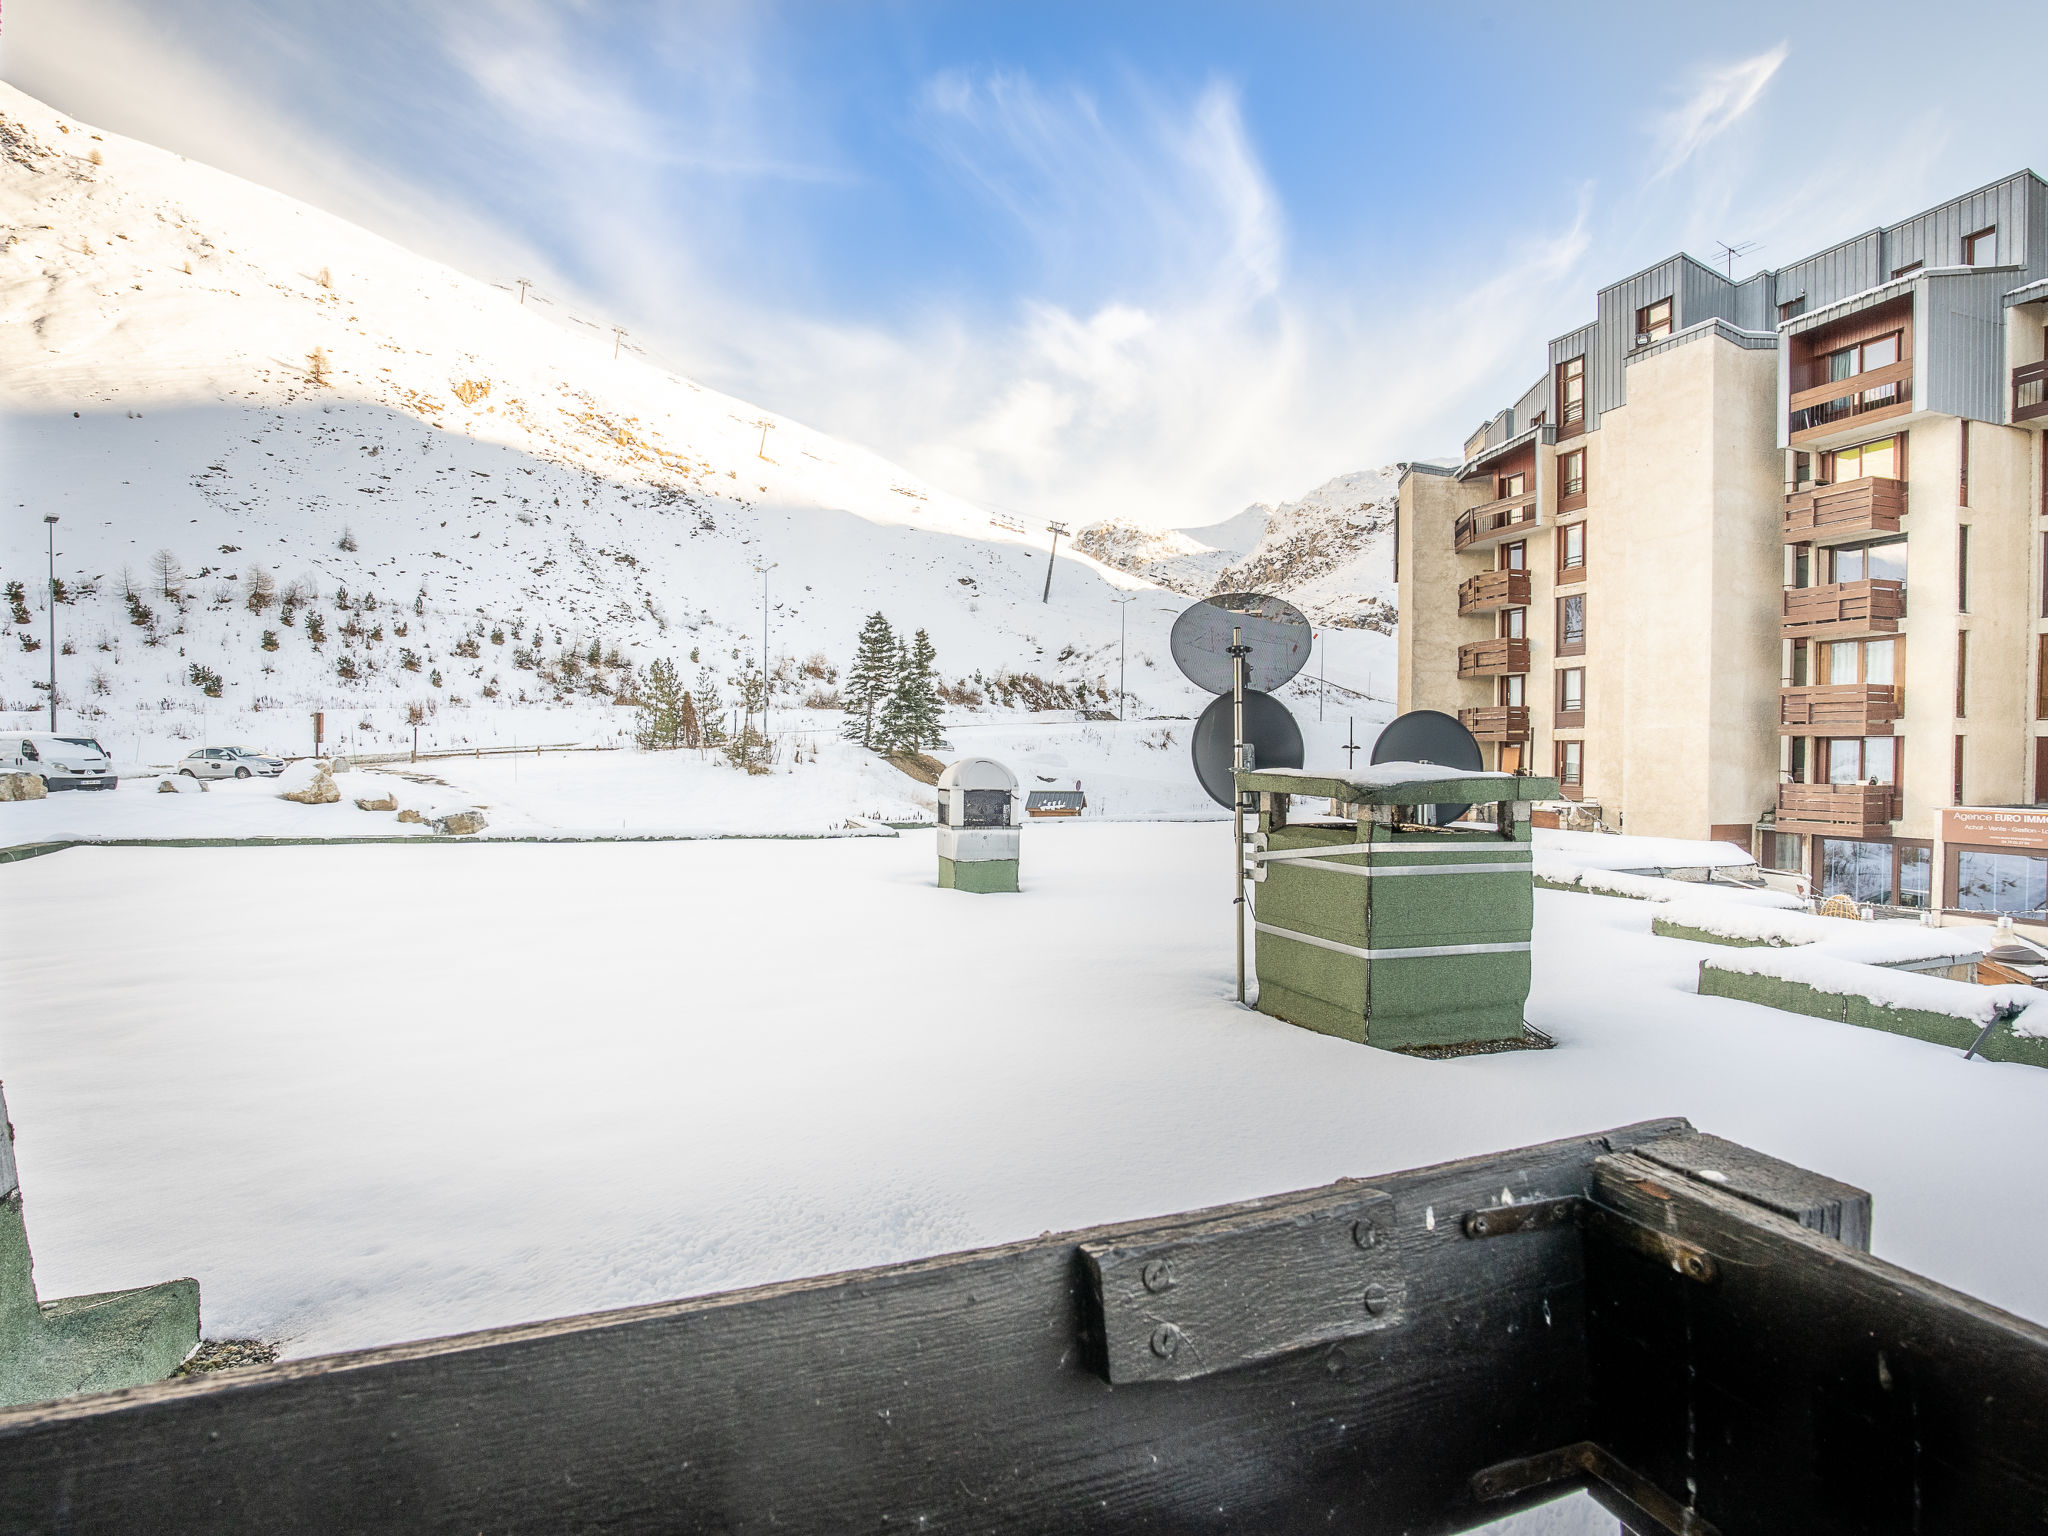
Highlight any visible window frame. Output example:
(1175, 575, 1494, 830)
(1635, 298, 1672, 342)
(1558, 448, 1587, 511)
(1556, 355, 1586, 430)
(1557, 519, 1587, 581)
(1962, 227, 1997, 267)
(1556, 666, 1585, 728)
(1556, 593, 1586, 658)
(1554, 738, 1584, 797)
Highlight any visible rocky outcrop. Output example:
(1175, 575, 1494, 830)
(0, 773, 47, 802)
(282, 767, 341, 805)
(432, 810, 488, 836)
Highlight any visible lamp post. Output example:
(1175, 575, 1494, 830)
(42, 516, 58, 730)
(1041, 522, 1068, 604)
(1112, 592, 1138, 720)
(753, 560, 777, 747)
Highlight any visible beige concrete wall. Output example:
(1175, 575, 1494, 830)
(1595, 337, 1782, 839)
(1396, 470, 1468, 718)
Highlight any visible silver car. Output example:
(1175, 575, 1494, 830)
(178, 746, 285, 780)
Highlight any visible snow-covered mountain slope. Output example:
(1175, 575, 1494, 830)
(2, 83, 1309, 764)
(1078, 468, 1398, 635)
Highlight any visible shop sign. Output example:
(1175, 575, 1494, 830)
(1942, 806, 2048, 851)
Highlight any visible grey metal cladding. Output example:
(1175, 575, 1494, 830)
(1773, 231, 1881, 314)
(1733, 273, 1774, 331)
(1511, 375, 1547, 433)
(1547, 323, 1595, 425)
(1882, 172, 2034, 277)
(1589, 256, 1683, 427)
(1679, 259, 1738, 331)
(1922, 270, 2013, 422)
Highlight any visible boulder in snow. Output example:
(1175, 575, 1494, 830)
(354, 794, 397, 812)
(395, 809, 426, 825)
(156, 775, 202, 795)
(432, 810, 488, 836)
(0, 773, 48, 802)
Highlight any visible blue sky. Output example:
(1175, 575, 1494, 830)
(7, 1, 2046, 527)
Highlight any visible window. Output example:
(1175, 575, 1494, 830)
(1778, 296, 1806, 323)
(1790, 639, 1810, 687)
(1501, 540, 1526, 572)
(1501, 607, 1525, 640)
(1954, 734, 1966, 804)
(1500, 674, 1525, 706)
(1498, 743, 1524, 774)
(1955, 849, 2047, 917)
(1635, 298, 1672, 342)
(1818, 638, 1895, 689)
(1899, 845, 1931, 910)
(1958, 526, 1970, 612)
(1499, 471, 1526, 499)
(1959, 421, 1969, 507)
(1558, 520, 1586, 579)
(1825, 736, 1895, 785)
(1962, 227, 1997, 267)
(1820, 839, 1895, 905)
(1956, 629, 1968, 718)
(1827, 333, 1899, 382)
(1890, 261, 1923, 281)
(1762, 832, 1804, 873)
(1826, 435, 1901, 482)
(1829, 539, 1906, 585)
(1557, 667, 1585, 725)
(2038, 634, 2048, 719)
(1558, 448, 1586, 504)
(1556, 739, 1583, 790)
(1557, 356, 1586, 425)
(1557, 594, 1585, 656)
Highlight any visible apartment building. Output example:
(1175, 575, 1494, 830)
(1396, 171, 2048, 921)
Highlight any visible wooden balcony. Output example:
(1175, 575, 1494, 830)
(1457, 638, 1530, 679)
(1456, 569, 1531, 615)
(1775, 782, 1895, 837)
(1782, 476, 1906, 544)
(1778, 684, 1897, 735)
(1781, 579, 1904, 641)
(1457, 706, 1530, 743)
(1788, 358, 1913, 445)
(2016, 360, 2048, 425)
(1453, 491, 1539, 553)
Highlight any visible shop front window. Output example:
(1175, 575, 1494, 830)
(1898, 845, 1931, 910)
(1954, 850, 2048, 918)
(1820, 839, 1893, 904)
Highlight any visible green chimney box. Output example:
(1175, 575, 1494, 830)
(1233, 765, 1558, 1051)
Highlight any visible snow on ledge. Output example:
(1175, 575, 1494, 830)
(1703, 946, 2048, 1037)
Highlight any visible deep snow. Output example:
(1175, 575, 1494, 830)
(2, 825, 2042, 1374)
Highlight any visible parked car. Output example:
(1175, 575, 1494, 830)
(0, 732, 117, 791)
(177, 746, 285, 780)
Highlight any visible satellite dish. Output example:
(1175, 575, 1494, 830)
(1370, 708, 1484, 826)
(1171, 592, 1312, 695)
(1190, 690, 1304, 809)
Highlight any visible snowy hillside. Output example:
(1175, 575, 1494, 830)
(1078, 468, 1399, 636)
(0, 84, 1343, 769)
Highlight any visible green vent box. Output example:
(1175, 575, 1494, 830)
(1234, 767, 1558, 1050)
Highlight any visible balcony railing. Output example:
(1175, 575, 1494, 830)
(1457, 706, 1530, 743)
(1453, 491, 1539, 553)
(1456, 569, 1531, 615)
(1457, 638, 1530, 679)
(1775, 782, 1895, 836)
(1781, 579, 1905, 640)
(1782, 476, 1906, 543)
(1788, 358, 1913, 443)
(1778, 684, 1898, 735)
(2016, 360, 2048, 424)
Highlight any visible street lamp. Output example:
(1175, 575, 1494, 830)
(1111, 592, 1138, 720)
(752, 560, 778, 745)
(42, 516, 57, 730)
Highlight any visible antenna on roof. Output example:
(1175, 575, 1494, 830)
(1712, 239, 1761, 277)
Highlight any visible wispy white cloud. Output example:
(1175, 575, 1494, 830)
(1650, 43, 1788, 181)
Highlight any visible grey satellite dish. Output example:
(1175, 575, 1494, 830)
(1170, 592, 1312, 695)
(1191, 690, 1304, 809)
(1370, 708, 1484, 826)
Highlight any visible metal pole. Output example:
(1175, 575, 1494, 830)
(1120, 600, 1127, 720)
(44, 516, 58, 730)
(1318, 634, 1325, 722)
(1041, 522, 1067, 604)
(1231, 624, 1247, 1005)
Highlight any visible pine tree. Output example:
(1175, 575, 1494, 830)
(840, 612, 897, 747)
(724, 669, 771, 772)
(877, 637, 915, 753)
(677, 689, 701, 749)
(900, 628, 942, 751)
(634, 657, 689, 750)
(693, 667, 727, 748)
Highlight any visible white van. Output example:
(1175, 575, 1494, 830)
(0, 732, 117, 791)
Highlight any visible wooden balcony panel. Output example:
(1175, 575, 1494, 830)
(2015, 360, 2048, 425)
(1775, 782, 1895, 836)
(1457, 706, 1530, 743)
(1453, 492, 1540, 553)
(1456, 638, 1530, 679)
(1781, 476, 1907, 543)
(1781, 579, 1905, 640)
(1456, 569, 1531, 616)
(1778, 684, 1898, 735)
(1788, 358, 1914, 445)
